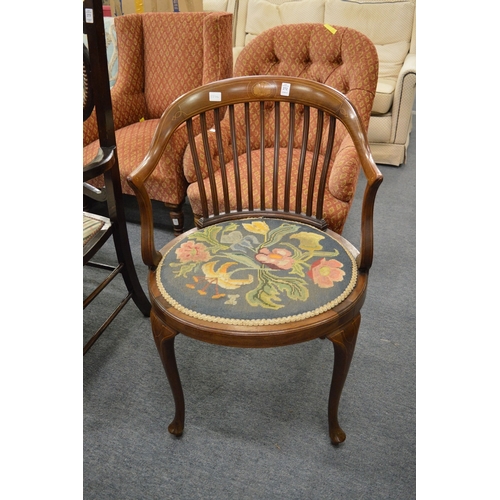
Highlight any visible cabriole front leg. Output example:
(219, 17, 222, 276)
(327, 314, 361, 445)
(151, 311, 185, 437)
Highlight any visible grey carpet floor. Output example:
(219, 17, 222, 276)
(84, 114, 416, 499)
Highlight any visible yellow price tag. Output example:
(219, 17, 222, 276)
(134, 0, 144, 13)
(324, 24, 337, 35)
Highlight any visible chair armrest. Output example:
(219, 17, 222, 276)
(391, 52, 416, 143)
(83, 146, 116, 183)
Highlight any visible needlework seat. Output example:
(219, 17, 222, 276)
(157, 218, 357, 325)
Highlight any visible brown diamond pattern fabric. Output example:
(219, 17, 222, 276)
(184, 24, 378, 233)
(83, 12, 233, 207)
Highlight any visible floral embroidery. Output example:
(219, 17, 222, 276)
(255, 248, 294, 270)
(242, 220, 270, 235)
(307, 258, 345, 288)
(201, 261, 254, 290)
(175, 241, 210, 262)
(290, 232, 325, 252)
(166, 220, 351, 312)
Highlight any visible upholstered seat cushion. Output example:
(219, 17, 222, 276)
(157, 218, 357, 326)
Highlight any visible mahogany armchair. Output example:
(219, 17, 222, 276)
(184, 23, 378, 234)
(127, 75, 383, 444)
(83, 11, 233, 234)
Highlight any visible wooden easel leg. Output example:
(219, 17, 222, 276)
(151, 311, 185, 437)
(326, 314, 361, 445)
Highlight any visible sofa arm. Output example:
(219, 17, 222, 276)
(390, 52, 416, 144)
(328, 135, 361, 207)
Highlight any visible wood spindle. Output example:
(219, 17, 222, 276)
(186, 117, 208, 219)
(284, 102, 295, 213)
(200, 112, 219, 216)
(244, 102, 253, 211)
(315, 115, 336, 220)
(306, 110, 324, 216)
(295, 106, 310, 214)
(229, 105, 242, 212)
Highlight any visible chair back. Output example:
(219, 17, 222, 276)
(127, 76, 382, 271)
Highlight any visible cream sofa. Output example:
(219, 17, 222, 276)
(231, 0, 416, 166)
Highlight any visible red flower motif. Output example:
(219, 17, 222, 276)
(175, 241, 210, 263)
(255, 248, 294, 270)
(307, 258, 345, 288)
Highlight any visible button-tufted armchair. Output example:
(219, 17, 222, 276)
(184, 24, 378, 234)
(83, 11, 233, 234)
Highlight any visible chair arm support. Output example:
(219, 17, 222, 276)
(391, 52, 416, 143)
(126, 105, 188, 269)
(357, 146, 383, 272)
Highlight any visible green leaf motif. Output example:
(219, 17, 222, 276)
(189, 225, 229, 253)
(169, 261, 199, 278)
(246, 277, 283, 310)
(219, 252, 260, 270)
(262, 223, 298, 248)
(246, 269, 309, 309)
(271, 273, 309, 302)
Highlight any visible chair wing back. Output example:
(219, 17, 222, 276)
(83, 11, 233, 147)
(142, 12, 233, 118)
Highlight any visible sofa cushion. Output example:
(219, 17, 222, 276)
(203, 0, 229, 10)
(245, 0, 325, 46)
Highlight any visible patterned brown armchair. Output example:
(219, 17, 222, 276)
(83, 11, 233, 234)
(184, 24, 378, 234)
